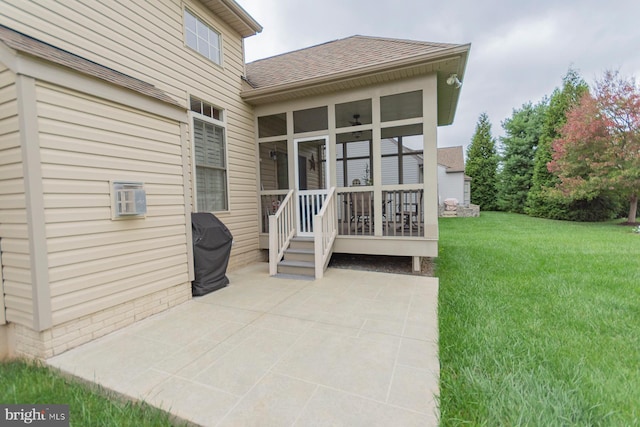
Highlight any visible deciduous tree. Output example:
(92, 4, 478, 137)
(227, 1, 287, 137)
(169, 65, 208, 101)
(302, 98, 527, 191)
(549, 71, 640, 223)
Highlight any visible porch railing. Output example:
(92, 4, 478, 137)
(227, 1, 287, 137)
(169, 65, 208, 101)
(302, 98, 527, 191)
(313, 187, 337, 279)
(337, 187, 424, 237)
(298, 190, 328, 235)
(260, 190, 290, 233)
(337, 188, 374, 236)
(382, 188, 424, 237)
(268, 189, 295, 276)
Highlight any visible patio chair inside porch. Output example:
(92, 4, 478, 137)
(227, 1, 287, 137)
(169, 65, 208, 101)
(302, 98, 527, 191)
(350, 191, 372, 232)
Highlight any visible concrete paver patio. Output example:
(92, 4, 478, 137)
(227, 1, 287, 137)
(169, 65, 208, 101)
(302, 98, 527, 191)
(47, 262, 439, 426)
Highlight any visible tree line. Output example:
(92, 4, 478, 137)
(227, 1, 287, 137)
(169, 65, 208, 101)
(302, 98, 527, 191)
(466, 68, 639, 223)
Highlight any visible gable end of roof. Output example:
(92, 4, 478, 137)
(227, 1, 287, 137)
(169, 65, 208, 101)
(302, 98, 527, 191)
(0, 24, 181, 108)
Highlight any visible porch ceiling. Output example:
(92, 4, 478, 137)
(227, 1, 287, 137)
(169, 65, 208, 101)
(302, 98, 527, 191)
(242, 36, 470, 126)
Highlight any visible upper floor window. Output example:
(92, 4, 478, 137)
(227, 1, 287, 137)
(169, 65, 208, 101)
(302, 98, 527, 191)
(184, 9, 222, 65)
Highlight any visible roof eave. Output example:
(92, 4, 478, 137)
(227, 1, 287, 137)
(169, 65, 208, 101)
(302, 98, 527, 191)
(438, 43, 471, 126)
(242, 43, 471, 126)
(202, 0, 263, 38)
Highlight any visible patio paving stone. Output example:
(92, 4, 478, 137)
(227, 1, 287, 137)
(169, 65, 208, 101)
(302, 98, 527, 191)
(47, 262, 439, 426)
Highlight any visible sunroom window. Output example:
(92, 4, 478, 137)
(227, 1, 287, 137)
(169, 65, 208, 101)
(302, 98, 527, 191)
(184, 9, 222, 65)
(336, 131, 373, 187)
(381, 124, 424, 185)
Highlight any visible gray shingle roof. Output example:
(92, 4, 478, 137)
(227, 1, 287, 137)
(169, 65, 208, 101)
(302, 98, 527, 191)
(0, 24, 181, 107)
(245, 35, 463, 89)
(438, 146, 465, 172)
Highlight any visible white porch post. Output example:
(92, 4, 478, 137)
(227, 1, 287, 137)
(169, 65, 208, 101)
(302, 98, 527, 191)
(327, 104, 337, 188)
(372, 96, 383, 236)
(423, 74, 439, 240)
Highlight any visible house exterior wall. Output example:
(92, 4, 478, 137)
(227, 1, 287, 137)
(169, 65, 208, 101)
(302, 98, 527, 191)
(0, 69, 193, 358)
(380, 145, 422, 186)
(0, 0, 261, 272)
(437, 165, 465, 204)
(259, 143, 278, 190)
(0, 65, 33, 329)
(35, 81, 191, 329)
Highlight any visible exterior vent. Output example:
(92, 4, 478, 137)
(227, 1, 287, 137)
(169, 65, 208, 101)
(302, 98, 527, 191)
(111, 181, 147, 219)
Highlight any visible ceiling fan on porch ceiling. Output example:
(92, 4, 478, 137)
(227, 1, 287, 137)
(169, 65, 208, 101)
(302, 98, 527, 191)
(350, 114, 363, 139)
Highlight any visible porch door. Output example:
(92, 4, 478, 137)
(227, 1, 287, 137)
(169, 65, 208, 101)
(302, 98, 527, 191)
(294, 136, 329, 236)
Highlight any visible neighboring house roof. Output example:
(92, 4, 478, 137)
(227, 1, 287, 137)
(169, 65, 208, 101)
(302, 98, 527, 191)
(437, 146, 465, 173)
(201, 0, 262, 38)
(0, 24, 181, 108)
(242, 35, 470, 125)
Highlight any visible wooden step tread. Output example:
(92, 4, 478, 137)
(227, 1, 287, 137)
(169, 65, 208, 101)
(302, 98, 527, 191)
(278, 259, 314, 268)
(273, 273, 315, 281)
(285, 248, 314, 254)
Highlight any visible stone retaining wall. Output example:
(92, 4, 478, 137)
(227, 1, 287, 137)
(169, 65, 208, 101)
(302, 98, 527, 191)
(439, 204, 480, 218)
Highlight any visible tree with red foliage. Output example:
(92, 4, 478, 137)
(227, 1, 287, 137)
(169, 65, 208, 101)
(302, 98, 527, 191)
(549, 71, 640, 223)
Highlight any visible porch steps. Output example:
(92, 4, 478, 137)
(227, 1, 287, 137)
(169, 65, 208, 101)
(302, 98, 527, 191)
(277, 237, 315, 278)
(277, 259, 315, 277)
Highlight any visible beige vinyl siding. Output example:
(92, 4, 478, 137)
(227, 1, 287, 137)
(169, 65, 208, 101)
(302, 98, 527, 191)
(34, 82, 190, 326)
(1, 0, 260, 268)
(0, 65, 32, 326)
(259, 144, 277, 190)
(0, 1, 245, 104)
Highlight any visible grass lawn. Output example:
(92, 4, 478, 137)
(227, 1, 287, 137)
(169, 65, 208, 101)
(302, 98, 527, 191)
(0, 359, 183, 426)
(437, 212, 640, 426)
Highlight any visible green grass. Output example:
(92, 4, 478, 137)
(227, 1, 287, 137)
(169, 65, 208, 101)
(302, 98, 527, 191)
(437, 212, 640, 426)
(0, 359, 184, 426)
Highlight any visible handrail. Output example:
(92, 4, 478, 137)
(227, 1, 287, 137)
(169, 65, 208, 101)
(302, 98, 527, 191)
(268, 189, 295, 276)
(313, 187, 338, 279)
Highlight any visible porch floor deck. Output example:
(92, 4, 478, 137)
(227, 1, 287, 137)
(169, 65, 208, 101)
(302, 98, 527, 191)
(47, 262, 439, 426)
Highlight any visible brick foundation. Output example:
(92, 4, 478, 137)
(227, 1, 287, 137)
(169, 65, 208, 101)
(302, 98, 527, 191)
(7, 282, 191, 360)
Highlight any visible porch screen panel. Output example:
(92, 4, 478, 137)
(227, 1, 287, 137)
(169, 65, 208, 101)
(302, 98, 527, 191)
(293, 106, 328, 133)
(336, 131, 373, 187)
(380, 90, 423, 122)
(258, 113, 287, 138)
(380, 130, 423, 185)
(194, 119, 227, 211)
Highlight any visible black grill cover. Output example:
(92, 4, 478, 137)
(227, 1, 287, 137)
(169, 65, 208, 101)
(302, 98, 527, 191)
(191, 213, 233, 296)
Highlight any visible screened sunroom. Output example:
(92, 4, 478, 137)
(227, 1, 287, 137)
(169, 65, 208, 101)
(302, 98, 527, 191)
(243, 36, 470, 275)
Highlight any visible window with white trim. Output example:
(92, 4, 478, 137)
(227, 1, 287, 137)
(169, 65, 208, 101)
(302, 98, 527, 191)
(184, 9, 222, 65)
(191, 97, 228, 212)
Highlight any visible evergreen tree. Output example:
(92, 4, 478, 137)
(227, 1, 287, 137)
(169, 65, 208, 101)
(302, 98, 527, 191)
(497, 101, 547, 213)
(526, 68, 589, 218)
(466, 113, 499, 210)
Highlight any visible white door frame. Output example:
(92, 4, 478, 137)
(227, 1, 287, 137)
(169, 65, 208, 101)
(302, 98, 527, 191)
(294, 135, 330, 236)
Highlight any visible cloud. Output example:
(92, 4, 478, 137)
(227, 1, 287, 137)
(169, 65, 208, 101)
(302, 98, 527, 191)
(240, 0, 640, 149)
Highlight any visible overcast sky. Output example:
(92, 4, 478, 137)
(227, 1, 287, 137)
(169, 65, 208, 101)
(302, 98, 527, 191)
(239, 0, 640, 150)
